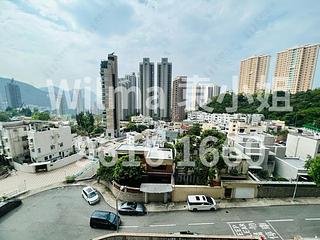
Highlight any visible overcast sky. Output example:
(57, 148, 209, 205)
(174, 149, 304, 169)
(0, 0, 319, 90)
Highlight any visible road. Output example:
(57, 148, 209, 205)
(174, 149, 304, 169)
(0, 186, 319, 240)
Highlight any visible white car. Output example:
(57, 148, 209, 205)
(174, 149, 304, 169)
(187, 195, 217, 211)
(82, 186, 100, 205)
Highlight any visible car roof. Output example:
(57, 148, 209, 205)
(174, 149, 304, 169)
(91, 210, 113, 219)
(187, 195, 211, 203)
(83, 186, 95, 193)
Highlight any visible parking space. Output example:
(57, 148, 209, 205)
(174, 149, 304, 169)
(228, 221, 283, 240)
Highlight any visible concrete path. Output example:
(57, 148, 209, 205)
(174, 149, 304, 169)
(0, 158, 92, 197)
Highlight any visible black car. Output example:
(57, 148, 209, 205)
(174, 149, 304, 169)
(118, 202, 146, 216)
(90, 210, 120, 230)
(0, 199, 22, 217)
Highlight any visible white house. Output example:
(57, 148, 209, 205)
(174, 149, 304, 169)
(28, 123, 74, 163)
(286, 131, 320, 160)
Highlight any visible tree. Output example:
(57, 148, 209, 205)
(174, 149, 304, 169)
(0, 112, 9, 122)
(97, 156, 115, 182)
(32, 111, 50, 121)
(75, 112, 95, 134)
(113, 155, 144, 186)
(187, 123, 202, 136)
(305, 156, 320, 186)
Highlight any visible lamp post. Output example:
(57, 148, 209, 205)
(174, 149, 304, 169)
(116, 186, 125, 232)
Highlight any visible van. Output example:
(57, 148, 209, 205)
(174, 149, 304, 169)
(90, 210, 120, 230)
(187, 195, 217, 211)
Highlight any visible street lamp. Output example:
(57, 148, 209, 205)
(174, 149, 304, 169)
(116, 186, 126, 232)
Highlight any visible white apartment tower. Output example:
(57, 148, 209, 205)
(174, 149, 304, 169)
(191, 83, 220, 110)
(101, 53, 120, 138)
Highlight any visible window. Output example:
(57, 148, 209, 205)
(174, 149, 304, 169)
(59, 143, 63, 147)
(51, 145, 55, 150)
(45, 156, 48, 160)
(38, 148, 41, 153)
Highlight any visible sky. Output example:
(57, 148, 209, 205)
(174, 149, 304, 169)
(0, 0, 320, 90)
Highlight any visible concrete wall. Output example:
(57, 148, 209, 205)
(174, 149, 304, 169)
(106, 181, 145, 202)
(286, 133, 319, 160)
(13, 153, 82, 173)
(172, 185, 224, 202)
(257, 183, 320, 198)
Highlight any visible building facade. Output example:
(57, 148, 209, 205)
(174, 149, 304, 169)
(272, 44, 320, 93)
(101, 53, 120, 138)
(191, 83, 220, 110)
(28, 123, 73, 163)
(139, 58, 155, 117)
(238, 55, 270, 94)
(118, 73, 137, 120)
(0, 121, 30, 163)
(157, 58, 172, 120)
(5, 80, 22, 109)
(172, 76, 187, 122)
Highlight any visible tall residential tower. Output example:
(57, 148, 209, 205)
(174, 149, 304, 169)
(238, 55, 270, 94)
(172, 76, 187, 122)
(157, 58, 172, 120)
(5, 79, 22, 108)
(139, 58, 155, 117)
(272, 44, 320, 93)
(101, 53, 120, 138)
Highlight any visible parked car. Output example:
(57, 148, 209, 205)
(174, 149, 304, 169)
(187, 195, 217, 211)
(0, 199, 22, 217)
(118, 202, 146, 216)
(82, 186, 100, 205)
(90, 210, 121, 230)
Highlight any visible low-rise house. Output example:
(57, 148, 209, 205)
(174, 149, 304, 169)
(274, 157, 308, 180)
(286, 130, 320, 161)
(28, 122, 74, 163)
(0, 121, 31, 163)
(115, 144, 174, 183)
(228, 133, 286, 176)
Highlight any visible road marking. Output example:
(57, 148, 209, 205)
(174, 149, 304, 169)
(149, 224, 177, 227)
(188, 222, 215, 226)
(305, 218, 320, 221)
(227, 220, 254, 224)
(266, 222, 284, 240)
(267, 219, 294, 222)
(120, 225, 139, 228)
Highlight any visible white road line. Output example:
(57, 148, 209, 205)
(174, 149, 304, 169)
(227, 220, 254, 224)
(149, 224, 177, 227)
(188, 222, 215, 226)
(267, 219, 294, 222)
(120, 226, 139, 228)
(266, 222, 284, 240)
(305, 218, 320, 221)
(227, 223, 236, 236)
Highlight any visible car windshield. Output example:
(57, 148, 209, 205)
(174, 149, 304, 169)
(88, 191, 97, 198)
(206, 196, 213, 204)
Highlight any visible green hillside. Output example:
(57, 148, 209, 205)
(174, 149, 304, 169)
(202, 88, 320, 128)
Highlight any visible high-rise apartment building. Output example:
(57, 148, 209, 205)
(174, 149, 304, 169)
(118, 73, 137, 120)
(238, 55, 270, 94)
(172, 76, 187, 122)
(101, 53, 120, 138)
(5, 79, 22, 108)
(157, 58, 172, 120)
(139, 58, 155, 117)
(191, 83, 220, 110)
(273, 44, 320, 93)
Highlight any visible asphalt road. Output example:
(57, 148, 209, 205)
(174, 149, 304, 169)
(0, 186, 319, 240)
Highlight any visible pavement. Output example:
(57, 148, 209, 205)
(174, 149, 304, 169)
(1, 186, 319, 240)
(90, 180, 320, 212)
(0, 158, 93, 197)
